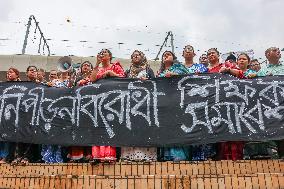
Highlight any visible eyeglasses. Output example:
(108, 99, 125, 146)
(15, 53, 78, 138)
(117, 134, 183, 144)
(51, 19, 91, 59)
(28, 69, 37, 72)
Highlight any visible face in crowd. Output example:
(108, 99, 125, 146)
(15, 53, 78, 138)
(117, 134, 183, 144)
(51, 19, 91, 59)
(26, 66, 38, 81)
(131, 50, 143, 65)
(225, 54, 237, 64)
(162, 51, 176, 65)
(249, 59, 261, 72)
(37, 69, 45, 82)
(81, 61, 93, 74)
(98, 49, 112, 64)
(207, 48, 220, 64)
(6, 68, 20, 81)
(199, 54, 208, 65)
(237, 53, 250, 70)
(265, 47, 281, 63)
(182, 45, 195, 59)
(49, 70, 58, 82)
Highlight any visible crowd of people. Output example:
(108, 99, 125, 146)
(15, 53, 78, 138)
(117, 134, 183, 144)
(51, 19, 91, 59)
(0, 45, 283, 165)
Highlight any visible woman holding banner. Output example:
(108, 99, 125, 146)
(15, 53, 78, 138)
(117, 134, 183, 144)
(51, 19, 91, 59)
(90, 49, 125, 162)
(220, 53, 278, 160)
(0, 68, 21, 164)
(182, 45, 208, 74)
(40, 57, 74, 164)
(8, 66, 42, 165)
(68, 61, 94, 162)
(157, 50, 191, 161)
(121, 50, 157, 162)
(220, 53, 258, 79)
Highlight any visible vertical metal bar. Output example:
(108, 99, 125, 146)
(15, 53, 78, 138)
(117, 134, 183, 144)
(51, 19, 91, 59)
(22, 16, 33, 54)
(170, 31, 175, 54)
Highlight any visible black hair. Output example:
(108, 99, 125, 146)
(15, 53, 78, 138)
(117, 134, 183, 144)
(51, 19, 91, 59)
(182, 45, 195, 56)
(159, 50, 178, 74)
(207, 48, 220, 56)
(80, 61, 93, 73)
(100, 49, 112, 60)
(225, 54, 237, 62)
(26, 65, 38, 73)
(238, 53, 251, 63)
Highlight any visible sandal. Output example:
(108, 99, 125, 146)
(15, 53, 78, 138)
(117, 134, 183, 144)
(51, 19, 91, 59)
(90, 159, 100, 165)
(19, 158, 29, 166)
(68, 159, 78, 163)
(11, 158, 21, 166)
(84, 155, 93, 162)
(0, 158, 6, 164)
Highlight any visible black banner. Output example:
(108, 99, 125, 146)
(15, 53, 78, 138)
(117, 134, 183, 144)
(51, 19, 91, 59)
(0, 74, 284, 146)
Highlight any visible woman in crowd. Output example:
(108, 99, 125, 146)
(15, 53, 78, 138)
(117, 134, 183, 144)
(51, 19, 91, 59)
(68, 61, 94, 162)
(248, 59, 267, 77)
(90, 49, 125, 162)
(207, 48, 236, 73)
(121, 50, 156, 162)
(125, 50, 155, 79)
(220, 53, 257, 79)
(0, 68, 21, 164)
(26, 66, 39, 82)
(76, 61, 93, 86)
(205, 48, 239, 160)
(182, 45, 208, 74)
(181, 45, 215, 161)
(40, 57, 74, 163)
(157, 50, 191, 161)
(199, 54, 209, 67)
(222, 54, 278, 159)
(10, 66, 41, 165)
(157, 50, 189, 77)
(218, 53, 255, 160)
(6, 67, 21, 81)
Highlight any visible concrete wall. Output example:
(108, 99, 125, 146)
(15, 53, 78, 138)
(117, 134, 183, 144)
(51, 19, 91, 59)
(0, 54, 161, 81)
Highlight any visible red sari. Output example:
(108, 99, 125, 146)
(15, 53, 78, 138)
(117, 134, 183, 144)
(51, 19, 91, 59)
(209, 62, 244, 160)
(69, 75, 93, 161)
(208, 62, 237, 73)
(92, 62, 125, 161)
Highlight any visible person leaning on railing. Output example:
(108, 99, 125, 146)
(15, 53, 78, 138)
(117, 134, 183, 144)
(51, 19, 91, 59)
(90, 48, 125, 163)
(121, 50, 157, 162)
(68, 61, 94, 163)
(183, 45, 208, 74)
(157, 50, 191, 161)
(0, 68, 21, 164)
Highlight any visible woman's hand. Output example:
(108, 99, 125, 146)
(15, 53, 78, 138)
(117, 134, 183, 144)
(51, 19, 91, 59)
(77, 79, 88, 86)
(219, 67, 230, 73)
(140, 76, 148, 80)
(247, 73, 256, 78)
(165, 71, 177, 77)
(102, 70, 117, 78)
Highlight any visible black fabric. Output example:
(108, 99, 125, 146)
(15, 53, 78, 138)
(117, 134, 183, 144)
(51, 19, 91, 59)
(125, 67, 155, 79)
(1, 74, 284, 146)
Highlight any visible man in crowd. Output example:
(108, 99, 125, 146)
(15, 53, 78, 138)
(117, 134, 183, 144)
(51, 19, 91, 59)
(261, 47, 283, 75)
